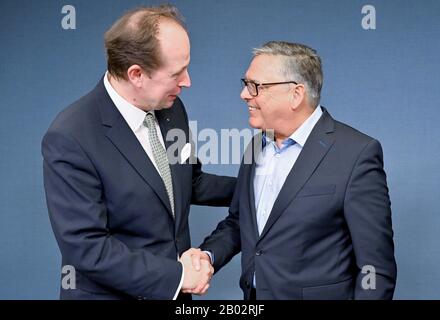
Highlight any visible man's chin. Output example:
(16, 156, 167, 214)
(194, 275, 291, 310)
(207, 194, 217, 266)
(164, 96, 178, 107)
(248, 118, 261, 129)
(156, 100, 176, 110)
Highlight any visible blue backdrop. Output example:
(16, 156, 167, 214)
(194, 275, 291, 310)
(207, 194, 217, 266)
(1, 0, 439, 299)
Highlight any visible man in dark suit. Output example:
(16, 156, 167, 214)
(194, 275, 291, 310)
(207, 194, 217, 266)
(191, 41, 397, 299)
(42, 5, 235, 300)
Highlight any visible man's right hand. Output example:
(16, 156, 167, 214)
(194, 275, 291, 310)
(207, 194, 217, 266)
(179, 248, 213, 295)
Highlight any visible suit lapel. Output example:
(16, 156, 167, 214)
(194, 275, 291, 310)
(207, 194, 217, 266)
(96, 80, 174, 218)
(248, 133, 264, 237)
(257, 109, 336, 241)
(156, 108, 184, 230)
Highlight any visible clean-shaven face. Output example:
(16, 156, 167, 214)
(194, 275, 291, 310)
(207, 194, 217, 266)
(141, 20, 191, 109)
(240, 54, 293, 131)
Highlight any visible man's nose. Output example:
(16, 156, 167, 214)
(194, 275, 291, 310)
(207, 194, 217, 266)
(240, 85, 252, 101)
(179, 69, 191, 88)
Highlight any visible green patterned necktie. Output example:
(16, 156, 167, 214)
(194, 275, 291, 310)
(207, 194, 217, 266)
(143, 112, 175, 218)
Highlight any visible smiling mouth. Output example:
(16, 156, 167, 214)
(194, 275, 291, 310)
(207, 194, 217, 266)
(248, 106, 260, 111)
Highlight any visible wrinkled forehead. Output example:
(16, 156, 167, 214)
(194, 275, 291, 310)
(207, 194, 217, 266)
(246, 54, 284, 82)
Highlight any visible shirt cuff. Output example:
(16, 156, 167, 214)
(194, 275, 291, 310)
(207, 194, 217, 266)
(203, 250, 214, 265)
(173, 261, 184, 300)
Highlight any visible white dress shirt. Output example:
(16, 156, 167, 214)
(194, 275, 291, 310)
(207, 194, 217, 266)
(103, 72, 184, 300)
(103, 72, 166, 173)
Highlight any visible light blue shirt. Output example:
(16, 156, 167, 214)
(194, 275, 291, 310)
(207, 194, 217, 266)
(254, 105, 323, 235)
(252, 106, 323, 288)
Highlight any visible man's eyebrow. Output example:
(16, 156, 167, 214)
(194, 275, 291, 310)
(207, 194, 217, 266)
(172, 65, 188, 76)
(244, 77, 258, 83)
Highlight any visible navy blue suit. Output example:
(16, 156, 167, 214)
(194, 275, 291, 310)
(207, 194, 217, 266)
(201, 108, 397, 300)
(42, 79, 236, 300)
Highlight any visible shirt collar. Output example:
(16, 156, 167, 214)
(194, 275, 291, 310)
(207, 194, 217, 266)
(289, 105, 323, 147)
(103, 71, 151, 132)
(263, 105, 323, 149)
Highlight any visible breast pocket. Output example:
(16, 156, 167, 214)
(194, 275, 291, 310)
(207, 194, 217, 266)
(297, 184, 336, 197)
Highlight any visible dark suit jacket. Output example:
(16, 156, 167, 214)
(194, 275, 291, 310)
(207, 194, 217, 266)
(201, 108, 397, 300)
(42, 79, 236, 300)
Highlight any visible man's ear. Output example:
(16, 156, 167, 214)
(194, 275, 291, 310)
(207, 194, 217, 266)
(126, 65, 144, 88)
(290, 83, 306, 110)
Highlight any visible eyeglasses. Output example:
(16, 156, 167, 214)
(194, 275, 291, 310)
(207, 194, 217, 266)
(241, 78, 298, 97)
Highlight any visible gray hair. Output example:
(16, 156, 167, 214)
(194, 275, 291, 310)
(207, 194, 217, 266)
(253, 41, 323, 107)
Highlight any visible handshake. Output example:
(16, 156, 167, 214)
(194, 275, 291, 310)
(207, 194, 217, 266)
(179, 248, 213, 295)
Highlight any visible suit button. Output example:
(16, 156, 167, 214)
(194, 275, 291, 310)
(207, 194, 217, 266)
(244, 281, 250, 289)
(256, 250, 263, 256)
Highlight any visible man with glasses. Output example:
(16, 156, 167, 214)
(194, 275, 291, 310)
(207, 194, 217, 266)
(189, 41, 397, 299)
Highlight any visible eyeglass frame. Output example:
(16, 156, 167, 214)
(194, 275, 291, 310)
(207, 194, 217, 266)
(241, 78, 298, 97)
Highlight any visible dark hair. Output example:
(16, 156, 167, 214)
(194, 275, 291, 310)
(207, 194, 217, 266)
(104, 4, 186, 79)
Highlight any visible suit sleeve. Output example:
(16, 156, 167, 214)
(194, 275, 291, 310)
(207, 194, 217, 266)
(190, 158, 237, 207)
(177, 99, 236, 207)
(42, 129, 182, 300)
(198, 165, 244, 272)
(343, 139, 397, 299)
